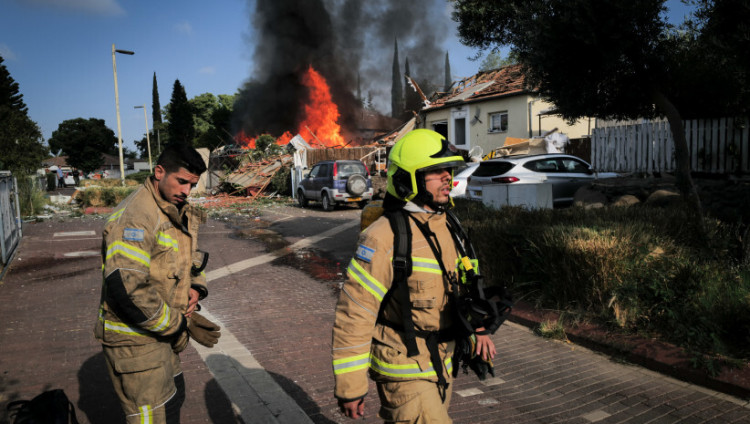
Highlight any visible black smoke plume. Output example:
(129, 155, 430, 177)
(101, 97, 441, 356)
(232, 0, 452, 142)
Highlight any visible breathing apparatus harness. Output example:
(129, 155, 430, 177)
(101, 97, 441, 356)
(376, 203, 513, 401)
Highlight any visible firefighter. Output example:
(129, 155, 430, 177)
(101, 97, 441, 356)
(332, 129, 497, 423)
(94, 144, 220, 424)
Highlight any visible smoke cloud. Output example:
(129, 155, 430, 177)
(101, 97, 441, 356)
(232, 0, 453, 141)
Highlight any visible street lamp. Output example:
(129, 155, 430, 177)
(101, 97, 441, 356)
(112, 44, 134, 185)
(134, 105, 152, 173)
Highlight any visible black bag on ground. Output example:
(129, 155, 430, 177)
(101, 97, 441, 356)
(6, 389, 79, 424)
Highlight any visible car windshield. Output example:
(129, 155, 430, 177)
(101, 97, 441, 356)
(337, 162, 366, 177)
(472, 162, 514, 177)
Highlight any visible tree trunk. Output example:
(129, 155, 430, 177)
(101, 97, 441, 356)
(651, 89, 705, 231)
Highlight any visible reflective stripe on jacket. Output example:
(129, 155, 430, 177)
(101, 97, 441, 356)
(332, 209, 459, 401)
(94, 179, 207, 346)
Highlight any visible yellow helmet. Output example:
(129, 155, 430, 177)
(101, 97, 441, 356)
(387, 129, 465, 202)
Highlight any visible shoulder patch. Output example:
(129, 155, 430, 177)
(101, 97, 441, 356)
(123, 228, 145, 242)
(355, 244, 375, 263)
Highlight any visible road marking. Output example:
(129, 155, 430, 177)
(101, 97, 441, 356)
(54, 231, 96, 237)
(456, 388, 484, 397)
(191, 309, 314, 424)
(205, 219, 358, 282)
(195, 220, 357, 422)
(63, 251, 99, 257)
(582, 410, 611, 422)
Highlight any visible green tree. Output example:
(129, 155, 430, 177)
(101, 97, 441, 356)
(478, 50, 518, 72)
(48, 118, 117, 173)
(391, 38, 403, 119)
(0, 55, 47, 174)
(444, 51, 452, 92)
(451, 0, 703, 221)
(190, 93, 223, 149)
(689, 0, 750, 116)
(152, 72, 164, 155)
(166, 79, 194, 146)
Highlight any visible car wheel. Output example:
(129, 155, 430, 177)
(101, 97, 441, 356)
(346, 174, 367, 196)
(297, 189, 308, 207)
(322, 193, 335, 211)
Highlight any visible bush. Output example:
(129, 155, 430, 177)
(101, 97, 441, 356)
(453, 199, 750, 361)
(269, 164, 291, 195)
(16, 173, 48, 216)
(46, 173, 56, 191)
(76, 186, 137, 207)
(125, 171, 151, 184)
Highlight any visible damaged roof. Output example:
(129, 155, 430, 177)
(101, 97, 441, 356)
(425, 64, 530, 110)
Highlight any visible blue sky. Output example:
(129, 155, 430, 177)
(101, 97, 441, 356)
(1, 0, 693, 155)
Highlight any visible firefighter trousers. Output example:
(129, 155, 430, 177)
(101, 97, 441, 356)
(103, 342, 184, 424)
(376, 379, 453, 424)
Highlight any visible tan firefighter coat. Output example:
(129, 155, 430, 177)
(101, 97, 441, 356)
(332, 207, 460, 401)
(94, 179, 207, 347)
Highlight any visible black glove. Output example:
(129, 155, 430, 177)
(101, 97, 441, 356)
(172, 328, 189, 353)
(452, 335, 495, 381)
(187, 312, 221, 348)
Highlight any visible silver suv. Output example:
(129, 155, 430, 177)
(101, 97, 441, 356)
(466, 154, 619, 207)
(297, 160, 374, 211)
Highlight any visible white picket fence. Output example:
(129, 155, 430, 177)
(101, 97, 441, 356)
(591, 117, 750, 174)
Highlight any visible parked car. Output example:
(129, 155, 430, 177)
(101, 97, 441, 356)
(465, 154, 619, 207)
(297, 160, 374, 211)
(450, 162, 480, 198)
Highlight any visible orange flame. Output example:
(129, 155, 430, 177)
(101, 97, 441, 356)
(236, 66, 346, 149)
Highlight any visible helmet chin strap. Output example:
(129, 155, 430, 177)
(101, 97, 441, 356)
(414, 173, 450, 212)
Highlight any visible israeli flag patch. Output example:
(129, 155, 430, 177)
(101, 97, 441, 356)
(355, 244, 375, 263)
(123, 228, 144, 242)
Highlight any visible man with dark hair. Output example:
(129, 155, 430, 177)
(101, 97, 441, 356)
(94, 144, 219, 423)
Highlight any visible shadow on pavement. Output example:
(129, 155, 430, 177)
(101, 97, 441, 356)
(77, 352, 124, 424)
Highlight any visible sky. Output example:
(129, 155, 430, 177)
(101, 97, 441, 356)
(0, 0, 694, 156)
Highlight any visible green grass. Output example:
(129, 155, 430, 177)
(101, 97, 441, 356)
(453, 199, 750, 365)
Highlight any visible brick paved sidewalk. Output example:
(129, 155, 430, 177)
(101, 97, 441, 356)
(1, 213, 749, 424)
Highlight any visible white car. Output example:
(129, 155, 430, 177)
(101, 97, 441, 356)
(450, 163, 479, 198)
(466, 154, 619, 206)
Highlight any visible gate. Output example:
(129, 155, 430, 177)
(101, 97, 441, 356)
(0, 171, 22, 267)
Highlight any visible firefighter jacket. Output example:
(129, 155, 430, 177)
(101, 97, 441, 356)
(94, 178, 207, 347)
(332, 205, 460, 401)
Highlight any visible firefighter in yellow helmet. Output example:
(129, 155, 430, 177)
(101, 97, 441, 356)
(332, 129, 498, 423)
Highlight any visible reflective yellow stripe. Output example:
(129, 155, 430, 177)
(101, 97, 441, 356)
(370, 355, 453, 379)
(145, 302, 171, 333)
(157, 231, 179, 251)
(347, 259, 387, 302)
(333, 352, 370, 375)
(108, 209, 124, 222)
(138, 404, 153, 424)
(106, 240, 151, 267)
(411, 256, 442, 274)
(98, 308, 149, 336)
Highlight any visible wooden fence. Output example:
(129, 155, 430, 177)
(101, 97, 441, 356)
(591, 117, 750, 174)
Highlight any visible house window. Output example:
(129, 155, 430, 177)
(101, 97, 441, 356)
(454, 118, 466, 145)
(433, 121, 448, 139)
(489, 112, 508, 133)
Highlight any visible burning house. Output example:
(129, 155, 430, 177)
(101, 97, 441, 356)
(209, 0, 460, 198)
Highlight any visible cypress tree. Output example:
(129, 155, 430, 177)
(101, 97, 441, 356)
(151, 72, 162, 155)
(391, 39, 403, 119)
(152, 73, 162, 126)
(444, 51, 452, 92)
(167, 79, 195, 146)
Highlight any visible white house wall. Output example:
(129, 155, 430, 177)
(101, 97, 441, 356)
(422, 96, 592, 156)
